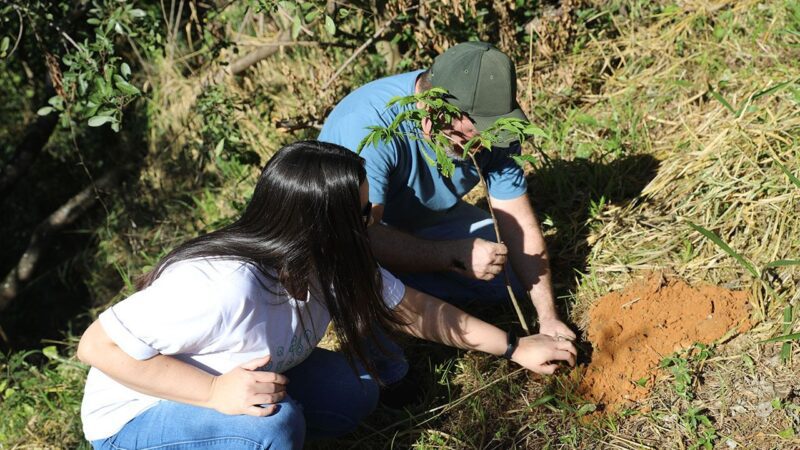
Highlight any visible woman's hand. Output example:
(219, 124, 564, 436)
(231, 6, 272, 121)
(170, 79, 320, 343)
(511, 334, 577, 374)
(207, 355, 289, 416)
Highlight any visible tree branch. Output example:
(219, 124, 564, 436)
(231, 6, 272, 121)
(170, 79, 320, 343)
(0, 94, 59, 200)
(468, 152, 530, 335)
(0, 168, 120, 313)
(229, 33, 292, 75)
(321, 11, 402, 90)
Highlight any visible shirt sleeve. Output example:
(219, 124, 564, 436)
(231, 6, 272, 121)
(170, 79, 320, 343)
(318, 113, 397, 206)
(379, 267, 406, 310)
(98, 264, 249, 360)
(484, 144, 528, 200)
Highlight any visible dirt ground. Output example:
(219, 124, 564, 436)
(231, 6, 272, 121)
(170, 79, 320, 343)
(579, 272, 752, 412)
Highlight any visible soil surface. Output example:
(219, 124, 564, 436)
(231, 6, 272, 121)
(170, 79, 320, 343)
(578, 273, 751, 412)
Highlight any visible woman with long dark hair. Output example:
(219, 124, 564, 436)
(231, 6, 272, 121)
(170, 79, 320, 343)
(78, 140, 576, 449)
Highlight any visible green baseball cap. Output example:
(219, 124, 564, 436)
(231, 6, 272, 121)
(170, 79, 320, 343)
(429, 41, 528, 148)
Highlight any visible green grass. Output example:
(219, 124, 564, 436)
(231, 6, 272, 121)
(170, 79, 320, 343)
(2, 0, 799, 448)
(0, 345, 89, 448)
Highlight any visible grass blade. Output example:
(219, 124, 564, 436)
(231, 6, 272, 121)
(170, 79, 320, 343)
(771, 155, 800, 189)
(707, 85, 737, 115)
(750, 79, 796, 101)
(781, 305, 793, 364)
(760, 333, 800, 343)
(764, 259, 800, 268)
(687, 222, 759, 278)
(530, 395, 555, 408)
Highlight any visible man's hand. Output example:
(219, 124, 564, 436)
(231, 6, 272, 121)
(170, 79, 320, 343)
(538, 317, 576, 341)
(450, 238, 507, 281)
(511, 334, 577, 374)
(207, 355, 289, 417)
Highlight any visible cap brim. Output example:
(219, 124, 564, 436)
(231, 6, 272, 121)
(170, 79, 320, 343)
(471, 106, 529, 148)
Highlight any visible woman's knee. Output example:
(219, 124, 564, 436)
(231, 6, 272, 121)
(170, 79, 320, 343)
(254, 399, 306, 449)
(94, 399, 306, 450)
(353, 375, 380, 422)
(305, 376, 379, 439)
(193, 400, 306, 449)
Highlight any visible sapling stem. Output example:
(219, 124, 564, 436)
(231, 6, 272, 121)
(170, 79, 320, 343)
(468, 151, 531, 335)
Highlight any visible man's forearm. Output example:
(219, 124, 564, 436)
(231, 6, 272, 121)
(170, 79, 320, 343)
(507, 229, 557, 317)
(368, 223, 460, 273)
(492, 195, 558, 319)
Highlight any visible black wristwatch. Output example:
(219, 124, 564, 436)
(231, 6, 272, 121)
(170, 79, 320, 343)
(502, 330, 518, 360)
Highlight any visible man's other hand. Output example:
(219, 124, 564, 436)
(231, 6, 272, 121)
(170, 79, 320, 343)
(451, 238, 508, 281)
(538, 317, 576, 341)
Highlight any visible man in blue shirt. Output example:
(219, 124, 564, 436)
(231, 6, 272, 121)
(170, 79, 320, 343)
(319, 42, 574, 343)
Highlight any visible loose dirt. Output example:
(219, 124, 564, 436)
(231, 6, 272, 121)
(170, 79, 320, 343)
(578, 273, 751, 412)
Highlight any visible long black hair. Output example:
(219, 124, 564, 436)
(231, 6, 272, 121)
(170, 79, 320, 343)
(137, 140, 404, 377)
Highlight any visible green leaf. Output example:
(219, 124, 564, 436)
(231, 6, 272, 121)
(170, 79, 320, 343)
(37, 106, 54, 116)
(291, 15, 302, 39)
(576, 403, 597, 416)
(523, 125, 549, 138)
(42, 345, 58, 360)
(687, 222, 759, 278)
(279, 1, 296, 13)
(0, 36, 9, 54)
(86, 17, 101, 25)
(512, 154, 538, 168)
(88, 115, 114, 127)
(530, 395, 555, 407)
(324, 15, 336, 35)
(120, 62, 131, 78)
(778, 427, 795, 439)
(214, 138, 225, 157)
(304, 10, 319, 22)
(129, 9, 147, 18)
(114, 76, 140, 95)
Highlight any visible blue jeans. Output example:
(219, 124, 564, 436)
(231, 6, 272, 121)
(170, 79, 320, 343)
(91, 348, 380, 450)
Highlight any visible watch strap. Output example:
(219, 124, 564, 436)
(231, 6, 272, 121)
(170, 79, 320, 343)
(502, 330, 518, 360)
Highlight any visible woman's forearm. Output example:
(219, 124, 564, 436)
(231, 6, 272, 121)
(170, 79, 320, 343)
(394, 286, 507, 356)
(77, 320, 215, 407)
(393, 286, 578, 374)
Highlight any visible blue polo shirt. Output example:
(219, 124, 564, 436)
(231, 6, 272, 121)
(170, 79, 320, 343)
(318, 70, 527, 232)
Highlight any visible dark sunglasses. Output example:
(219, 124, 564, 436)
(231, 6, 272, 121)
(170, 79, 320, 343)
(361, 201, 372, 227)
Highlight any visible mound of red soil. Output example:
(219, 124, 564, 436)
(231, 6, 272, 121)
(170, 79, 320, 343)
(578, 273, 751, 412)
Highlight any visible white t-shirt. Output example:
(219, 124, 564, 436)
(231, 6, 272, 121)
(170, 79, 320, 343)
(80, 258, 405, 441)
